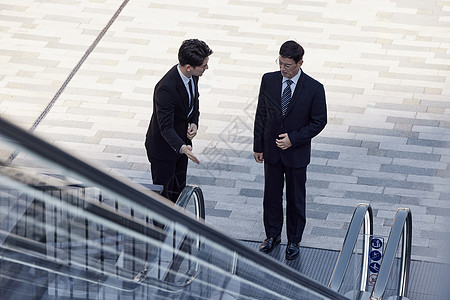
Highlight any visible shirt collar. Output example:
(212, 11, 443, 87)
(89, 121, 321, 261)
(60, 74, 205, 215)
(177, 64, 192, 85)
(283, 68, 301, 85)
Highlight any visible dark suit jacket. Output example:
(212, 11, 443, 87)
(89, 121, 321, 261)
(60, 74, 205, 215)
(253, 70, 327, 168)
(145, 65, 199, 162)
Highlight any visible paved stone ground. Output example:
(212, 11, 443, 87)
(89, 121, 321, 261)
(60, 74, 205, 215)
(0, 0, 449, 264)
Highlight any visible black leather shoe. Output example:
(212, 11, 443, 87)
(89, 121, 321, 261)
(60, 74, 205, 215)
(285, 242, 300, 260)
(259, 236, 281, 253)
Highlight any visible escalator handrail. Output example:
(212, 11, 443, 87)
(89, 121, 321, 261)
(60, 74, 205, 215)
(371, 208, 412, 300)
(329, 203, 373, 292)
(175, 185, 205, 220)
(0, 116, 348, 300)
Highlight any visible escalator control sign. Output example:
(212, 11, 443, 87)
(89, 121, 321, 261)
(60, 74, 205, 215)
(368, 237, 384, 286)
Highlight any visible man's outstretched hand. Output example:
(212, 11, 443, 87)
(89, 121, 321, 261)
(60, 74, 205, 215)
(181, 144, 200, 164)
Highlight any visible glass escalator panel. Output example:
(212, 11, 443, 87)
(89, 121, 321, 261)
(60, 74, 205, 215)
(0, 116, 346, 299)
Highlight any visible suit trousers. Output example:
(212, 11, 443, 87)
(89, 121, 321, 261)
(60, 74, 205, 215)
(263, 160, 307, 244)
(150, 155, 188, 203)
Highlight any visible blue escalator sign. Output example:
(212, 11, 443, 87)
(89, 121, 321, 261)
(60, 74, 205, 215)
(369, 262, 380, 273)
(368, 236, 384, 286)
(371, 238, 382, 249)
(370, 250, 382, 261)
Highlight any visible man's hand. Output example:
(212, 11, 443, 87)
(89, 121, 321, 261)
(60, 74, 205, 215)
(253, 152, 264, 163)
(187, 123, 198, 140)
(181, 144, 200, 164)
(276, 133, 292, 150)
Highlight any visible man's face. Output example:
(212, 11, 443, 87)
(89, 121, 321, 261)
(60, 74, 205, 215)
(278, 56, 302, 79)
(191, 57, 209, 77)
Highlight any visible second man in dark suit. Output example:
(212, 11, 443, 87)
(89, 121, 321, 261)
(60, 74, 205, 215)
(253, 40, 327, 260)
(145, 39, 213, 203)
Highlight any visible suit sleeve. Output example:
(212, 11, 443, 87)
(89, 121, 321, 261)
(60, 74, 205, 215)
(253, 75, 266, 153)
(289, 82, 327, 148)
(155, 84, 185, 153)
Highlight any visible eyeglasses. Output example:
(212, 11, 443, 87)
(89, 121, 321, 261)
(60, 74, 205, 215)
(275, 57, 294, 70)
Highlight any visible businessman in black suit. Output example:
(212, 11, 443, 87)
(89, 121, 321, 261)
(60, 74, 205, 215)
(253, 41, 327, 260)
(145, 39, 213, 203)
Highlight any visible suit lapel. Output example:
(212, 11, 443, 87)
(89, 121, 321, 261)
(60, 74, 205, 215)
(269, 72, 283, 118)
(173, 67, 190, 116)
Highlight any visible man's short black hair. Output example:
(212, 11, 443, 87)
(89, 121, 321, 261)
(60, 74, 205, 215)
(178, 39, 213, 67)
(279, 40, 304, 63)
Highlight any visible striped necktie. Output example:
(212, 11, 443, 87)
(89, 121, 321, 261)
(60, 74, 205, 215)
(281, 79, 293, 115)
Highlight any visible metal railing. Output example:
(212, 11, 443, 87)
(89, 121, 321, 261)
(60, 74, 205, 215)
(175, 185, 205, 220)
(328, 203, 412, 300)
(329, 203, 373, 294)
(370, 208, 412, 300)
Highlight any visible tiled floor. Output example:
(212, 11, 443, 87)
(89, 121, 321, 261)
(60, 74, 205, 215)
(1, 0, 449, 263)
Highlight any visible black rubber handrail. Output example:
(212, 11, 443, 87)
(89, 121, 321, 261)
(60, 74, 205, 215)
(175, 185, 205, 220)
(132, 185, 207, 289)
(0, 116, 348, 299)
(329, 203, 373, 293)
(370, 208, 412, 300)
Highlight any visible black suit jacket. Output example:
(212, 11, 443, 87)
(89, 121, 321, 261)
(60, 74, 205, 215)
(253, 70, 327, 168)
(145, 65, 199, 162)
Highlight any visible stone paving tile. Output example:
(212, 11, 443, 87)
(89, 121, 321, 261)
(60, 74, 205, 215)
(0, 0, 449, 266)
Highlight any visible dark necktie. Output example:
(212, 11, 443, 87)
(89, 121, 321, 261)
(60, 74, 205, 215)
(188, 79, 194, 117)
(281, 79, 293, 115)
(188, 79, 194, 106)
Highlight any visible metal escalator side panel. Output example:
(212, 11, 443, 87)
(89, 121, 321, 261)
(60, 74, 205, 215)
(371, 208, 412, 300)
(329, 203, 373, 293)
